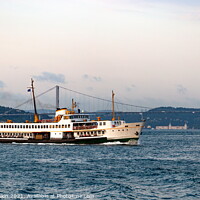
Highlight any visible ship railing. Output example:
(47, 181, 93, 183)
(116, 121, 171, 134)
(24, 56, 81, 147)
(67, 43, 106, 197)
(39, 119, 55, 123)
(73, 125, 97, 130)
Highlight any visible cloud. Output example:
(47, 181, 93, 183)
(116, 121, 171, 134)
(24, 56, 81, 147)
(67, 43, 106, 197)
(86, 87, 94, 91)
(177, 84, 187, 95)
(33, 72, 66, 84)
(181, 11, 200, 21)
(83, 74, 89, 80)
(0, 80, 5, 88)
(126, 84, 136, 92)
(9, 65, 19, 70)
(104, 0, 200, 21)
(0, 90, 28, 108)
(82, 74, 102, 82)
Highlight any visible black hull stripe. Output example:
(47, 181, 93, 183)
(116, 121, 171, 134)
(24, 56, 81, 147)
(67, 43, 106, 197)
(0, 137, 138, 144)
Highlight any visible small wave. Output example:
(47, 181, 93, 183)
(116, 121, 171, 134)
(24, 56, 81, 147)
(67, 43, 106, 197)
(33, 158, 57, 163)
(99, 141, 137, 146)
(12, 142, 30, 145)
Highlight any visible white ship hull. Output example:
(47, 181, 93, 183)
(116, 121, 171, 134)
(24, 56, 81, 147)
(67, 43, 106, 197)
(0, 114, 144, 144)
(104, 122, 144, 141)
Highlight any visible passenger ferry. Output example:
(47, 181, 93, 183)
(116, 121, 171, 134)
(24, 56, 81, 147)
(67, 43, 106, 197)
(0, 80, 145, 144)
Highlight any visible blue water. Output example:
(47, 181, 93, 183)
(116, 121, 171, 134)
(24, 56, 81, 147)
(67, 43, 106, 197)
(0, 130, 200, 199)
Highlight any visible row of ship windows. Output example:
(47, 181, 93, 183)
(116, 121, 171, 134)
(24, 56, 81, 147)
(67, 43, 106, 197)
(66, 115, 89, 119)
(112, 129, 129, 132)
(99, 122, 106, 126)
(98, 121, 123, 126)
(76, 130, 105, 136)
(0, 124, 71, 129)
(114, 121, 123, 125)
(0, 132, 33, 136)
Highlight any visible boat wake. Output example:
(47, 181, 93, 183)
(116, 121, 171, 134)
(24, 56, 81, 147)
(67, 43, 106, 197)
(11, 141, 138, 146)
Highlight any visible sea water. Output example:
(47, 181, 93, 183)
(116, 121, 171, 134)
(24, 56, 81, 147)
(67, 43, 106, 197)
(0, 130, 199, 199)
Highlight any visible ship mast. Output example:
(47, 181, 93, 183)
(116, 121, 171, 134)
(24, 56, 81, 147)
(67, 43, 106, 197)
(31, 79, 39, 122)
(112, 90, 115, 121)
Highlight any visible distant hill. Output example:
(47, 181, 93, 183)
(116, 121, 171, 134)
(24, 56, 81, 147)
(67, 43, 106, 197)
(143, 107, 200, 129)
(91, 107, 200, 129)
(0, 106, 50, 122)
(1, 105, 200, 129)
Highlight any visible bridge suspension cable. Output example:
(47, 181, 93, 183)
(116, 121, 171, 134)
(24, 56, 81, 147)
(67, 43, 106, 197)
(59, 86, 152, 110)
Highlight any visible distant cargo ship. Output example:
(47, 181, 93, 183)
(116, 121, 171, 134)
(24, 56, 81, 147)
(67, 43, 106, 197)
(156, 123, 187, 130)
(0, 79, 145, 144)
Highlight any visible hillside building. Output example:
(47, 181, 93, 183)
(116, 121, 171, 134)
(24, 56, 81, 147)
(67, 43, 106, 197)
(156, 123, 187, 130)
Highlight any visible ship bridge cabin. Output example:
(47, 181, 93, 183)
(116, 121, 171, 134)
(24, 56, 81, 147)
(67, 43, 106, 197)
(55, 108, 90, 123)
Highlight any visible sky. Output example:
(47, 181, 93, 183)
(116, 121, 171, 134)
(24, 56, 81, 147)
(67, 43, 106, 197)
(0, 0, 200, 111)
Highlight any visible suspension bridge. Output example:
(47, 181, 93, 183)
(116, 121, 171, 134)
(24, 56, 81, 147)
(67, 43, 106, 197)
(1, 86, 200, 117)
(0, 85, 152, 117)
